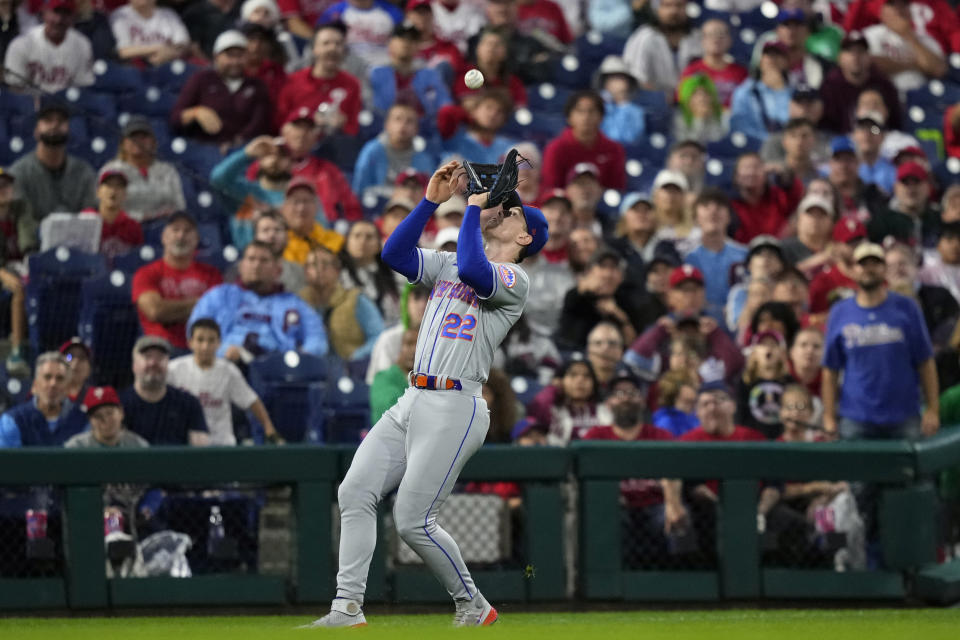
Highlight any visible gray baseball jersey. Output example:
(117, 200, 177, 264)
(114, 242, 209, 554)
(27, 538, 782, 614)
(410, 248, 529, 383)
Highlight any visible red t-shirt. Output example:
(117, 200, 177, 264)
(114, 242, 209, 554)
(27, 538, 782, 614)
(276, 0, 336, 26)
(680, 59, 749, 107)
(516, 0, 573, 44)
(843, 0, 959, 55)
(249, 59, 287, 105)
(452, 69, 528, 108)
(131, 259, 223, 349)
(583, 424, 673, 508)
(540, 128, 627, 191)
(275, 68, 362, 135)
(80, 209, 144, 260)
(730, 181, 802, 244)
(807, 265, 856, 314)
(417, 38, 464, 71)
(680, 425, 765, 494)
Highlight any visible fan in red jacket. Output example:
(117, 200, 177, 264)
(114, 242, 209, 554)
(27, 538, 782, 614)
(843, 0, 959, 55)
(541, 90, 627, 191)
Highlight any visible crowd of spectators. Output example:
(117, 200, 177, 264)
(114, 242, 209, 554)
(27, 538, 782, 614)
(2, 0, 960, 569)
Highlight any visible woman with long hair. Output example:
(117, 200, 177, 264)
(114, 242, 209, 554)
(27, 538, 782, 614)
(99, 118, 186, 222)
(525, 358, 611, 446)
(338, 219, 401, 324)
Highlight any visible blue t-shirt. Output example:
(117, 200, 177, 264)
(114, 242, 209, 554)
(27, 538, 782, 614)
(823, 292, 933, 425)
(684, 241, 748, 307)
(119, 386, 208, 445)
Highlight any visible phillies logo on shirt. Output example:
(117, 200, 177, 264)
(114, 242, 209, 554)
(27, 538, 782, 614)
(498, 265, 517, 288)
(26, 62, 68, 87)
(283, 309, 301, 332)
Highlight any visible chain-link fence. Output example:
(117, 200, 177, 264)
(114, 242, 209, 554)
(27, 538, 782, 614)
(0, 487, 64, 578)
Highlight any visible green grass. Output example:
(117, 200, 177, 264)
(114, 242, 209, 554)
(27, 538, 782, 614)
(2, 610, 960, 640)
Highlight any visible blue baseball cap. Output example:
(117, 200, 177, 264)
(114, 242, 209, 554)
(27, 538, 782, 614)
(522, 204, 549, 256)
(620, 191, 652, 215)
(777, 7, 806, 23)
(831, 136, 855, 156)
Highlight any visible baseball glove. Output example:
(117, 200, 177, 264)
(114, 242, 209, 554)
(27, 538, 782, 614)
(462, 148, 527, 209)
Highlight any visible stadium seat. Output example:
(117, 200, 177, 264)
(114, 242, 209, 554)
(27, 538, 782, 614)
(0, 87, 36, 118)
(0, 128, 36, 165)
(633, 90, 671, 134)
(78, 271, 140, 388)
(737, 3, 778, 30)
(906, 105, 944, 133)
(117, 86, 178, 119)
(906, 80, 960, 112)
(704, 157, 736, 188)
(706, 131, 763, 159)
(197, 245, 239, 275)
(190, 181, 231, 223)
(92, 59, 145, 94)
(68, 135, 119, 170)
(501, 109, 566, 147)
(145, 60, 201, 93)
(26, 248, 106, 355)
(323, 375, 371, 443)
(624, 134, 671, 166)
(357, 109, 384, 144)
(575, 32, 627, 68)
(510, 376, 543, 408)
(248, 351, 328, 443)
(933, 158, 960, 187)
(361, 192, 390, 220)
(163, 139, 223, 179)
(527, 83, 573, 114)
(729, 28, 757, 67)
(57, 87, 118, 120)
(552, 53, 596, 89)
(112, 245, 161, 274)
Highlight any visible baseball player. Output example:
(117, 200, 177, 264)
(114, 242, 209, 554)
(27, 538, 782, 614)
(303, 158, 548, 628)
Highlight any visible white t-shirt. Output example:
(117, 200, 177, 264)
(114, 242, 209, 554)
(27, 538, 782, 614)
(110, 5, 190, 49)
(863, 24, 944, 94)
(167, 356, 259, 446)
(3, 25, 94, 93)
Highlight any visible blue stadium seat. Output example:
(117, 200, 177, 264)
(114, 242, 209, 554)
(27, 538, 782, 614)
(117, 86, 178, 118)
(57, 87, 118, 120)
(145, 60, 201, 93)
(633, 90, 671, 134)
(361, 193, 390, 220)
(501, 109, 566, 147)
(624, 135, 671, 166)
(527, 82, 572, 114)
(68, 134, 119, 170)
(113, 245, 161, 274)
(78, 271, 140, 388)
(92, 59, 145, 93)
(737, 3, 778, 30)
(905, 104, 944, 132)
(706, 131, 763, 159)
(704, 157, 736, 188)
(191, 181, 232, 223)
(248, 351, 328, 443)
(164, 139, 223, 179)
(147, 117, 172, 150)
(552, 53, 596, 89)
(906, 80, 960, 112)
(510, 376, 543, 409)
(933, 159, 960, 187)
(575, 32, 627, 68)
(357, 109, 384, 144)
(0, 87, 37, 118)
(0, 128, 36, 165)
(323, 375, 371, 443)
(141, 218, 166, 247)
(0, 371, 30, 410)
(68, 116, 90, 145)
(729, 28, 756, 67)
(27, 248, 106, 354)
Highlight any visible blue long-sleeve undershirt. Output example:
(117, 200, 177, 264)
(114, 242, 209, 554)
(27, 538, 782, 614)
(457, 204, 494, 298)
(381, 197, 438, 281)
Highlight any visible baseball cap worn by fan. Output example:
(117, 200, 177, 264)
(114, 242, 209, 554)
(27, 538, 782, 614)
(45, 0, 75, 12)
(284, 106, 316, 127)
(831, 136, 856, 157)
(777, 7, 805, 23)
(566, 162, 600, 184)
(406, 0, 431, 11)
(897, 161, 929, 182)
(620, 192, 652, 215)
(797, 194, 834, 219)
(166, 210, 197, 229)
(435, 195, 466, 218)
(122, 116, 154, 138)
(133, 335, 172, 354)
(81, 386, 121, 415)
(747, 235, 782, 260)
(433, 226, 459, 249)
(213, 30, 248, 56)
(840, 30, 868, 49)
(59, 337, 91, 359)
(395, 168, 429, 189)
(653, 169, 689, 192)
(669, 264, 704, 288)
(853, 242, 885, 263)
(286, 176, 317, 197)
(98, 169, 128, 186)
(833, 218, 867, 243)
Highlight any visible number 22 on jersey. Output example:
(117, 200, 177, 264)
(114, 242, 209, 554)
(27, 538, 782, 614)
(440, 313, 476, 341)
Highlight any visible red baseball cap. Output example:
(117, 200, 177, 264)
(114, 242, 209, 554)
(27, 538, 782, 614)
(284, 106, 316, 127)
(896, 161, 929, 183)
(46, 0, 76, 12)
(285, 176, 317, 197)
(832, 218, 867, 243)
(406, 0, 431, 10)
(98, 169, 128, 186)
(81, 386, 121, 415)
(751, 329, 787, 349)
(394, 168, 429, 188)
(893, 145, 925, 164)
(566, 162, 600, 184)
(59, 336, 91, 358)
(669, 264, 704, 288)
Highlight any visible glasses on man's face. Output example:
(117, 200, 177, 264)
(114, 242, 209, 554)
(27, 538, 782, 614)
(782, 402, 809, 412)
(610, 389, 642, 400)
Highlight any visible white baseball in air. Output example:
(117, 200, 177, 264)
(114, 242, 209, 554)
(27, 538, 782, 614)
(464, 68, 484, 90)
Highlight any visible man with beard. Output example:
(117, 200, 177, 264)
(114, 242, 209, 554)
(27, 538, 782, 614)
(119, 336, 209, 446)
(582, 368, 687, 567)
(188, 241, 328, 362)
(622, 0, 701, 96)
(131, 212, 223, 350)
(170, 30, 272, 145)
(252, 210, 304, 293)
(8, 100, 96, 221)
(210, 134, 293, 228)
(3, 0, 94, 93)
(275, 20, 362, 135)
(822, 242, 939, 440)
